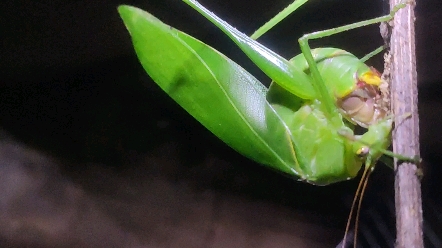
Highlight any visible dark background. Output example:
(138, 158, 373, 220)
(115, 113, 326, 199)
(1, 0, 441, 247)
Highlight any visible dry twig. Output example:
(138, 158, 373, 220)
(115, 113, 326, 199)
(387, 0, 423, 247)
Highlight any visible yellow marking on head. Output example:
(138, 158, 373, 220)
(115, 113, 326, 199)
(360, 71, 381, 86)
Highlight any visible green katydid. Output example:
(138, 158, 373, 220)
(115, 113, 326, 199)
(118, 0, 412, 185)
(118, 0, 417, 246)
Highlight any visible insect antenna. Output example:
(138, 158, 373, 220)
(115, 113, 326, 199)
(342, 157, 374, 248)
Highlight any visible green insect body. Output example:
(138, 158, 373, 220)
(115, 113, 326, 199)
(267, 53, 391, 184)
(180, 0, 391, 184)
(179, 0, 389, 128)
(290, 48, 376, 99)
(118, 0, 400, 185)
(289, 47, 387, 128)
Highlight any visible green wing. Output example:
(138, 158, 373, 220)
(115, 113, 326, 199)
(182, 0, 316, 100)
(118, 5, 302, 176)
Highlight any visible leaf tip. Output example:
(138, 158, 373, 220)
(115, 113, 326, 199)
(117, 5, 149, 36)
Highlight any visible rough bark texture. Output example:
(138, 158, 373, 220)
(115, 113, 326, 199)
(389, 1, 423, 247)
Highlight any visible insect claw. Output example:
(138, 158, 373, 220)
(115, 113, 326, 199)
(395, 154, 421, 166)
(415, 168, 424, 181)
(413, 155, 422, 164)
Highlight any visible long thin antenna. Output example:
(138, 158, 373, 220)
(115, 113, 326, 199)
(354, 166, 373, 247)
(336, 229, 354, 248)
(342, 160, 372, 248)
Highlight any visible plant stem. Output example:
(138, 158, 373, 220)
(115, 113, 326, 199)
(387, 0, 423, 247)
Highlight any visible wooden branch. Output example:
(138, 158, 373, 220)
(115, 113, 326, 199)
(388, 0, 423, 247)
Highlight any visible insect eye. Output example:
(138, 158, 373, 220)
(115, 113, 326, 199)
(356, 146, 370, 158)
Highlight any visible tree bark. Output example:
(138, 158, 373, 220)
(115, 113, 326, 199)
(388, 0, 423, 247)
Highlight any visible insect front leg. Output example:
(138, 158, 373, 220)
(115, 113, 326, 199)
(297, 0, 410, 48)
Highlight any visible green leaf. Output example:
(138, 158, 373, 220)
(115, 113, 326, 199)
(118, 5, 302, 176)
